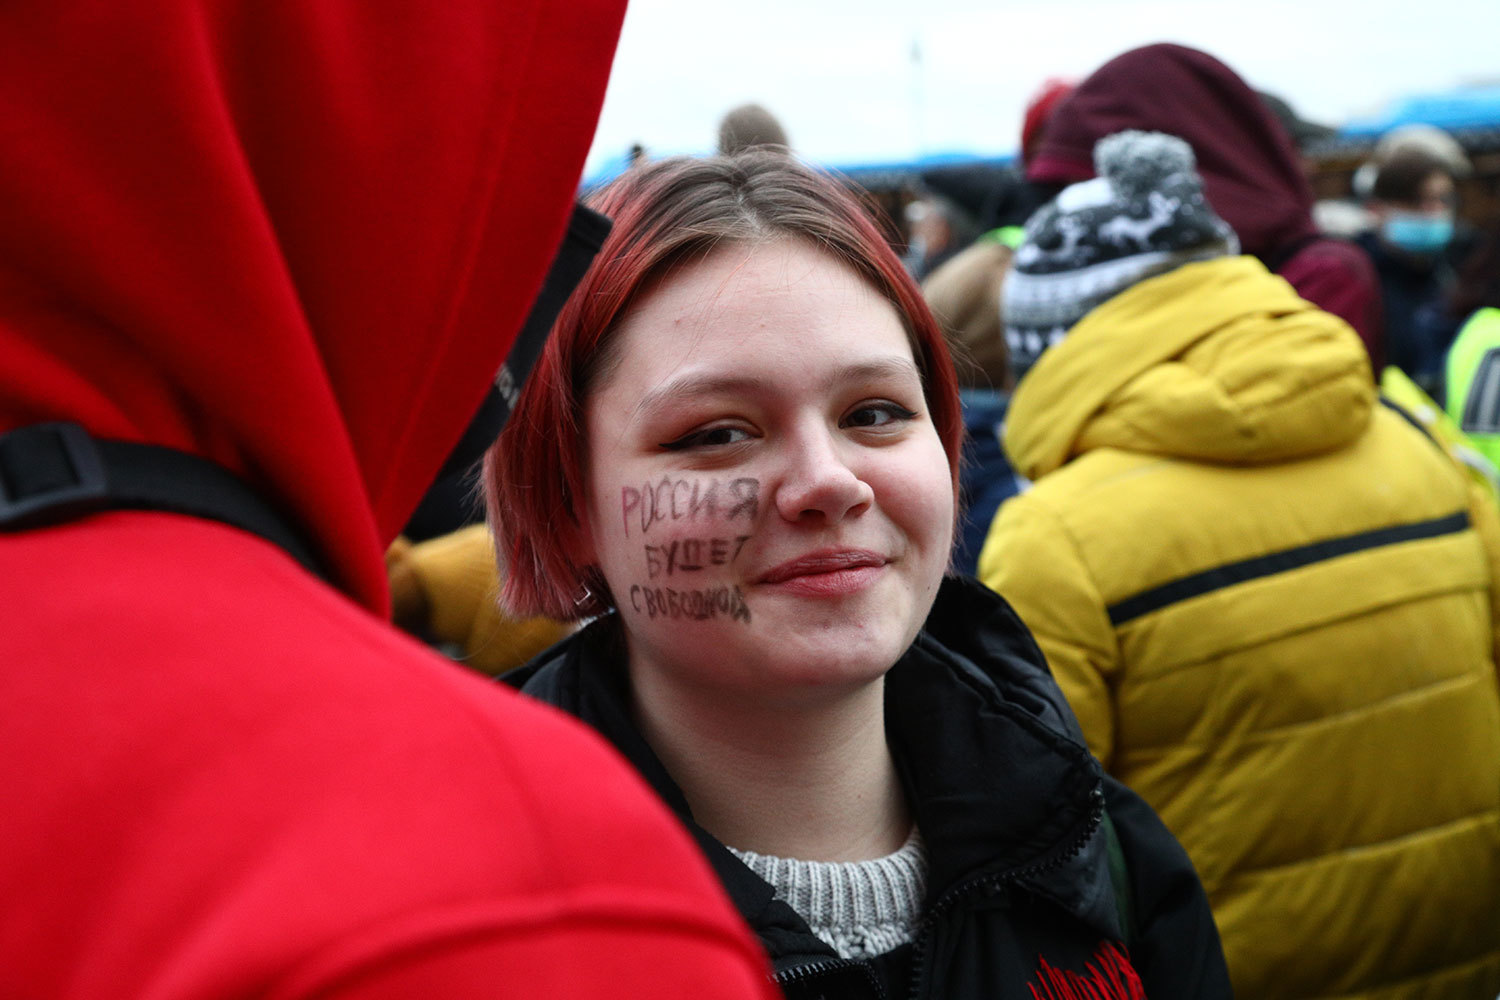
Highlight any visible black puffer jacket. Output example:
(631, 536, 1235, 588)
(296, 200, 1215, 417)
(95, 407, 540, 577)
(506, 577, 1232, 999)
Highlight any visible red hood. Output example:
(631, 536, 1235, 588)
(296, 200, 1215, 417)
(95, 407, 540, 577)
(0, 1, 625, 614)
(1026, 43, 1317, 261)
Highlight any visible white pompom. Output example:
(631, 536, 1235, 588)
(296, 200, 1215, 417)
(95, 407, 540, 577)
(1093, 130, 1197, 197)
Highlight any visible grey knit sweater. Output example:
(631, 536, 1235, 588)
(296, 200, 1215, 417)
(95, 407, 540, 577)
(727, 828, 927, 960)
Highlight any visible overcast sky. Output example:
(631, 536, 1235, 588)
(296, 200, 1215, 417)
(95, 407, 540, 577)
(585, 0, 1499, 175)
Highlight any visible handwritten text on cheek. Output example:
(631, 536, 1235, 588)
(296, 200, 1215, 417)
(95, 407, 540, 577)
(645, 535, 751, 579)
(621, 477, 759, 538)
(629, 584, 751, 623)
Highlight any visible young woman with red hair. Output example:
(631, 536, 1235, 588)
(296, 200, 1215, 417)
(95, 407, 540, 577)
(487, 151, 1229, 1000)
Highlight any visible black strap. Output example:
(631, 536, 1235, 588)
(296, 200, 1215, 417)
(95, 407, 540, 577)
(2, 208, 613, 575)
(494, 202, 612, 420)
(0, 421, 325, 579)
(436, 202, 613, 482)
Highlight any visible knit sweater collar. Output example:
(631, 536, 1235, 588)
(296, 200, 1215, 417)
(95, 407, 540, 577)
(727, 828, 928, 960)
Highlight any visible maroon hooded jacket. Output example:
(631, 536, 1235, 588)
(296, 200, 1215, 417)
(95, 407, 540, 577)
(0, 4, 776, 998)
(1028, 43, 1385, 372)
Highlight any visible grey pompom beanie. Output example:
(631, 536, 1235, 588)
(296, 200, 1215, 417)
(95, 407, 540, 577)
(1002, 130, 1239, 380)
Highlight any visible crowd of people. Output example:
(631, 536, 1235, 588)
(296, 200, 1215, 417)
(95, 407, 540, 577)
(4, 6, 1499, 1000)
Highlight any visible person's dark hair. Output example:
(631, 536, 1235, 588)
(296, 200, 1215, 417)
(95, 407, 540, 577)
(1372, 148, 1454, 204)
(486, 151, 962, 621)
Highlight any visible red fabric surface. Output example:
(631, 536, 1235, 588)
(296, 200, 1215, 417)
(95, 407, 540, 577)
(0, 4, 778, 998)
(3, 518, 777, 999)
(0, 1, 627, 612)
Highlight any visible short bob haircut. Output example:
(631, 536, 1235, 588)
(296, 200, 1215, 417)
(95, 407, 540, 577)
(486, 150, 963, 621)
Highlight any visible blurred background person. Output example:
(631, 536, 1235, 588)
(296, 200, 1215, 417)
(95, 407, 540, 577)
(717, 102, 791, 155)
(1027, 42, 1386, 374)
(1352, 123, 1474, 207)
(901, 190, 980, 280)
(1357, 142, 1474, 396)
(980, 131, 1500, 999)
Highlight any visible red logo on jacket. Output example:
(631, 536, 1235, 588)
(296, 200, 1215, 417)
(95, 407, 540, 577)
(1029, 941, 1145, 1000)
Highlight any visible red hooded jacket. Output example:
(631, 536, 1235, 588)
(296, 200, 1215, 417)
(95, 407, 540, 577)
(1027, 43, 1385, 372)
(0, 4, 776, 998)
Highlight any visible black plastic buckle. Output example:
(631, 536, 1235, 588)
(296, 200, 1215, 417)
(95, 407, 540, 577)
(0, 422, 110, 530)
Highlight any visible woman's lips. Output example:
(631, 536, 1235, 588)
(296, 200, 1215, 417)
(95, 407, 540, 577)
(757, 549, 887, 597)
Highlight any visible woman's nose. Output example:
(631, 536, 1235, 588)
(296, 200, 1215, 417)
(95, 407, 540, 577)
(772, 427, 874, 524)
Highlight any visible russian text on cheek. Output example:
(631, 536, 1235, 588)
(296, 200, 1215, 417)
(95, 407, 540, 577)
(628, 583, 751, 623)
(644, 535, 751, 579)
(620, 476, 759, 537)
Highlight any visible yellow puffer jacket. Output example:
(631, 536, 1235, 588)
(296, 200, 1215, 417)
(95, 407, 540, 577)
(978, 256, 1500, 1000)
(386, 524, 571, 676)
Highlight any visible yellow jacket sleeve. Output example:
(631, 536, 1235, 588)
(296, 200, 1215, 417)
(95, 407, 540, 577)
(977, 494, 1120, 765)
(387, 524, 571, 676)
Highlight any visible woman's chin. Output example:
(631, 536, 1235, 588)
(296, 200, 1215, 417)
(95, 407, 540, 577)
(725, 633, 907, 701)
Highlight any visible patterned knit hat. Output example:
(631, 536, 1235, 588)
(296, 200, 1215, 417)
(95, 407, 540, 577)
(1002, 130, 1239, 380)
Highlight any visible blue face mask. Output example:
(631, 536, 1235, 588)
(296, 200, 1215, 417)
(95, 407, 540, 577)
(1382, 212, 1454, 256)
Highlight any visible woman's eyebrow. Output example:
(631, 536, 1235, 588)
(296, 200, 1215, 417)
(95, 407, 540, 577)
(635, 356, 922, 416)
(636, 373, 773, 416)
(836, 357, 923, 388)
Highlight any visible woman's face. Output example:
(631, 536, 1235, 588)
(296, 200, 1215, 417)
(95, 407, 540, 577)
(578, 239, 954, 705)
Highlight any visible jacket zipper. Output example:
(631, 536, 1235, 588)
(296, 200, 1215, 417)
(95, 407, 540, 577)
(775, 956, 888, 1000)
(905, 785, 1106, 1000)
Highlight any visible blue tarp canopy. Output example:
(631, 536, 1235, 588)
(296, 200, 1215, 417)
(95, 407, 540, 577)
(582, 148, 1013, 193)
(1341, 85, 1500, 138)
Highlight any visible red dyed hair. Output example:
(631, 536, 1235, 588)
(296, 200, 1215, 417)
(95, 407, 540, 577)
(487, 151, 962, 620)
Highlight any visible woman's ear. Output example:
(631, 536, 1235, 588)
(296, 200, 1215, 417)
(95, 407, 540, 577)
(561, 507, 615, 618)
(560, 503, 599, 570)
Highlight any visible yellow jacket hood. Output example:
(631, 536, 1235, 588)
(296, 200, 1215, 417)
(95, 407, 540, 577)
(1005, 256, 1375, 481)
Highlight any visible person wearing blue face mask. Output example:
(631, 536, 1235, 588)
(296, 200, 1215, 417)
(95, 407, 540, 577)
(1385, 211, 1455, 255)
(1357, 145, 1472, 396)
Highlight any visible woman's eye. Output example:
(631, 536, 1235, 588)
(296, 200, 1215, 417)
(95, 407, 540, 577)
(844, 402, 918, 429)
(659, 425, 752, 451)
